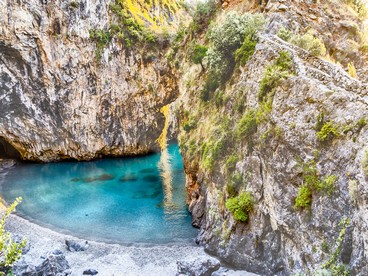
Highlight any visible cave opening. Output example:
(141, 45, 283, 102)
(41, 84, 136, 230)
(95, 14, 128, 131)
(0, 137, 21, 159)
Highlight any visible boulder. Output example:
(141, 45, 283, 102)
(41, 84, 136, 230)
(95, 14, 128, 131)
(35, 250, 70, 275)
(65, 240, 89, 252)
(83, 269, 98, 275)
(176, 258, 221, 276)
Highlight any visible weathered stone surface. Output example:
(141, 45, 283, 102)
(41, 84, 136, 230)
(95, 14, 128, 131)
(176, 258, 221, 276)
(65, 240, 89, 252)
(0, 0, 179, 162)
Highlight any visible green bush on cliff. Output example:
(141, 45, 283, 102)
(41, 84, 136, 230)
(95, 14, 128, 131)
(226, 192, 253, 222)
(294, 184, 312, 209)
(235, 35, 258, 66)
(295, 160, 338, 209)
(236, 109, 257, 139)
(0, 197, 27, 274)
(225, 154, 240, 172)
(201, 137, 227, 171)
(89, 29, 112, 60)
(191, 0, 218, 32)
(202, 12, 265, 96)
(258, 51, 293, 103)
(316, 121, 340, 142)
(277, 28, 326, 57)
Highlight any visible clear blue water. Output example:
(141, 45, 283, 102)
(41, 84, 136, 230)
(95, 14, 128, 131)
(0, 144, 198, 244)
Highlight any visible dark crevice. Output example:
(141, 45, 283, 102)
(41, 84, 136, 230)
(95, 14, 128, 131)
(0, 137, 21, 159)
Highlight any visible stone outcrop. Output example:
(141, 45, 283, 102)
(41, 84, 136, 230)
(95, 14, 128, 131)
(0, 0, 179, 161)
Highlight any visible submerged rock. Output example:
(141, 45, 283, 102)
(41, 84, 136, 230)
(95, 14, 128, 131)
(65, 240, 89, 252)
(142, 175, 160, 182)
(139, 168, 156, 174)
(83, 269, 98, 275)
(96, 174, 115, 181)
(176, 258, 221, 276)
(119, 174, 139, 182)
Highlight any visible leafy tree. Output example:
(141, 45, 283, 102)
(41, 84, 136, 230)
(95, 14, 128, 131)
(0, 197, 26, 275)
(191, 44, 208, 71)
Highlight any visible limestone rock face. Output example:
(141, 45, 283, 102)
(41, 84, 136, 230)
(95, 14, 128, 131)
(177, 31, 368, 274)
(0, 0, 178, 161)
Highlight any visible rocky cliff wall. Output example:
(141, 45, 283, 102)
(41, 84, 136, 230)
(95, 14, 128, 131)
(175, 4, 368, 274)
(0, 0, 179, 161)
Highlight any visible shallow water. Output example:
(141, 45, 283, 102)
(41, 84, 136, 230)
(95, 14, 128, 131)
(0, 144, 198, 244)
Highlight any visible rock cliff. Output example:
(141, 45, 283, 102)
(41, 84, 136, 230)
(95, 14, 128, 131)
(174, 0, 368, 274)
(0, 0, 180, 161)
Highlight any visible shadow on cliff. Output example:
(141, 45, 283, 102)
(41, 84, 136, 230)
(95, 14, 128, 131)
(0, 137, 21, 159)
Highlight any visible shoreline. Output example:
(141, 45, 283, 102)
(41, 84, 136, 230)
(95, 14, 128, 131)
(5, 214, 209, 275)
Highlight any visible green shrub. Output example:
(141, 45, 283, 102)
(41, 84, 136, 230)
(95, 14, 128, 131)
(191, 44, 208, 70)
(277, 27, 293, 41)
(225, 154, 239, 172)
(316, 121, 340, 142)
(182, 116, 197, 133)
(236, 109, 257, 139)
(208, 12, 265, 54)
(317, 175, 337, 195)
(290, 33, 326, 57)
(191, 0, 218, 31)
(0, 197, 27, 273)
(258, 51, 293, 103)
(235, 35, 257, 66)
(294, 184, 312, 209)
(201, 137, 227, 171)
(225, 192, 253, 222)
(277, 28, 326, 57)
(89, 29, 112, 59)
(322, 218, 351, 273)
(295, 161, 337, 209)
(204, 12, 265, 94)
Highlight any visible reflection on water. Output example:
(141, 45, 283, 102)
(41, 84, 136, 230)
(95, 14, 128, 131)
(158, 148, 175, 212)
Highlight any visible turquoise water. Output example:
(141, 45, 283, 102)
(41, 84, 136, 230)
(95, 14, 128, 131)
(0, 144, 198, 244)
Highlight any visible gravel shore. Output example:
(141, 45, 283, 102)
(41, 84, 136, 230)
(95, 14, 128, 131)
(5, 214, 210, 276)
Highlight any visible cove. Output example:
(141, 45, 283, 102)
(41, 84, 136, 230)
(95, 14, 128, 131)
(0, 144, 198, 244)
